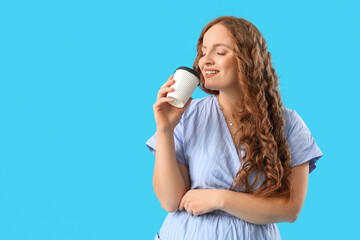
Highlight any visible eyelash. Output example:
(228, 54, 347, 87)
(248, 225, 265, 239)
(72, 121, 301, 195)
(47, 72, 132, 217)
(201, 53, 225, 57)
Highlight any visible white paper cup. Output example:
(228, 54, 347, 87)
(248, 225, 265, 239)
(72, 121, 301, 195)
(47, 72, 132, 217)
(167, 66, 200, 108)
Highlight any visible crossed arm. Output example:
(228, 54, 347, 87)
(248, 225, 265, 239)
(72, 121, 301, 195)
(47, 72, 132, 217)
(178, 161, 309, 224)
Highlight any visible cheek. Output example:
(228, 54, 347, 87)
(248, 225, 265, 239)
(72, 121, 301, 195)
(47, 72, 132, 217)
(198, 59, 205, 74)
(198, 58, 204, 68)
(224, 58, 238, 73)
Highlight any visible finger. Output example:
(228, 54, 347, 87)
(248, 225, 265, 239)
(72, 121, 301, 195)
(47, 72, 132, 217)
(179, 198, 184, 211)
(187, 208, 193, 216)
(157, 87, 174, 99)
(153, 98, 174, 109)
(161, 79, 175, 89)
(184, 201, 189, 211)
(158, 97, 174, 104)
(153, 97, 173, 110)
(160, 75, 174, 88)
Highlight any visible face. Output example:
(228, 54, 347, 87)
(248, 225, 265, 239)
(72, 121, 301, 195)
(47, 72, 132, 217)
(199, 23, 241, 92)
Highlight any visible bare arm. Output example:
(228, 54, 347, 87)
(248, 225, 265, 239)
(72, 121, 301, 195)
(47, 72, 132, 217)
(153, 130, 189, 212)
(218, 161, 309, 224)
(151, 75, 192, 212)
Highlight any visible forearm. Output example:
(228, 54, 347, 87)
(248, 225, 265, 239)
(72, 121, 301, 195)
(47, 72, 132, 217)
(218, 189, 296, 224)
(153, 130, 187, 212)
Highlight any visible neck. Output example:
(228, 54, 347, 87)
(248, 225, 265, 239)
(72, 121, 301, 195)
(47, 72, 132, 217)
(216, 91, 241, 117)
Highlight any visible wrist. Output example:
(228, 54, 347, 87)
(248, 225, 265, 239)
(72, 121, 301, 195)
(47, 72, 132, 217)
(215, 189, 227, 211)
(156, 128, 174, 136)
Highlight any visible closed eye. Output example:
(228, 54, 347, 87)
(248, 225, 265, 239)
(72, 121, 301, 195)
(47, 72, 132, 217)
(201, 53, 225, 57)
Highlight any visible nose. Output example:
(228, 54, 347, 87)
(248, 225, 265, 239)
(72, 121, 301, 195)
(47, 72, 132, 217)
(203, 53, 215, 65)
(200, 52, 215, 70)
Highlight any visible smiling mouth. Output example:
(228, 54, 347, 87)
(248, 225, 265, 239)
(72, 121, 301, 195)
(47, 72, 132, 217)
(204, 70, 219, 78)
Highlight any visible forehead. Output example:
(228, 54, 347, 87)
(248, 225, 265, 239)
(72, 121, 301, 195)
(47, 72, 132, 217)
(202, 23, 234, 49)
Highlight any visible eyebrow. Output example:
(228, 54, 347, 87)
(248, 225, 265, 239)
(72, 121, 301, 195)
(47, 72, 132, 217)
(201, 43, 233, 50)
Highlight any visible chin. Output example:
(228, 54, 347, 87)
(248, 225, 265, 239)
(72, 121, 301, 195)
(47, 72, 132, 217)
(204, 82, 219, 91)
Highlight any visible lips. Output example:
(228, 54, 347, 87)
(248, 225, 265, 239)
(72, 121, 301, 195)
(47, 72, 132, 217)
(203, 68, 219, 78)
(205, 72, 218, 78)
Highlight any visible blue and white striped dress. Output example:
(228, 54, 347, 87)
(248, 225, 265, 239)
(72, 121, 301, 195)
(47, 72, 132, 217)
(146, 95, 324, 240)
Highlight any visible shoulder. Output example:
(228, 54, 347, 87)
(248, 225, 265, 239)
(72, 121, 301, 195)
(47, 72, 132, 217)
(281, 106, 297, 135)
(281, 106, 308, 138)
(281, 106, 296, 123)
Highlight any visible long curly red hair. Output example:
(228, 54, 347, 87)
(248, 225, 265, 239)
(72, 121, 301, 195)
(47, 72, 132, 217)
(193, 16, 292, 200)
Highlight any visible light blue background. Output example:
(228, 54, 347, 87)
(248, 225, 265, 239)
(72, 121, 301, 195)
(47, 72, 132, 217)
(0, 0, 358, 239)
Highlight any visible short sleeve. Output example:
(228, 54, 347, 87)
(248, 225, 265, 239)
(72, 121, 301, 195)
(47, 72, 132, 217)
(286, 110, 324, 173)
(145, 118, 187, 166)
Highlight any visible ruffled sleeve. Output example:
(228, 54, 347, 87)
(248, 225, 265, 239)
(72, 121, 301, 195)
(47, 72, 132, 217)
(285, 110, 324, 173)
(145, 116, 187, 166)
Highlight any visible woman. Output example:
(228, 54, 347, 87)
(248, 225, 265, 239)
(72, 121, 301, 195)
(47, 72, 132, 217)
(146, 16, 323, 240)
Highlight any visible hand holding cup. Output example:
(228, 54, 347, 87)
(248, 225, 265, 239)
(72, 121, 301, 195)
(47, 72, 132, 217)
(153, 67, 199, 132)
(153, 75, 192, 132)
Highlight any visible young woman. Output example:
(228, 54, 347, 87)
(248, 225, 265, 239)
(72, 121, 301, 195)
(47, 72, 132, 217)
(146, 16, 323, 240)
